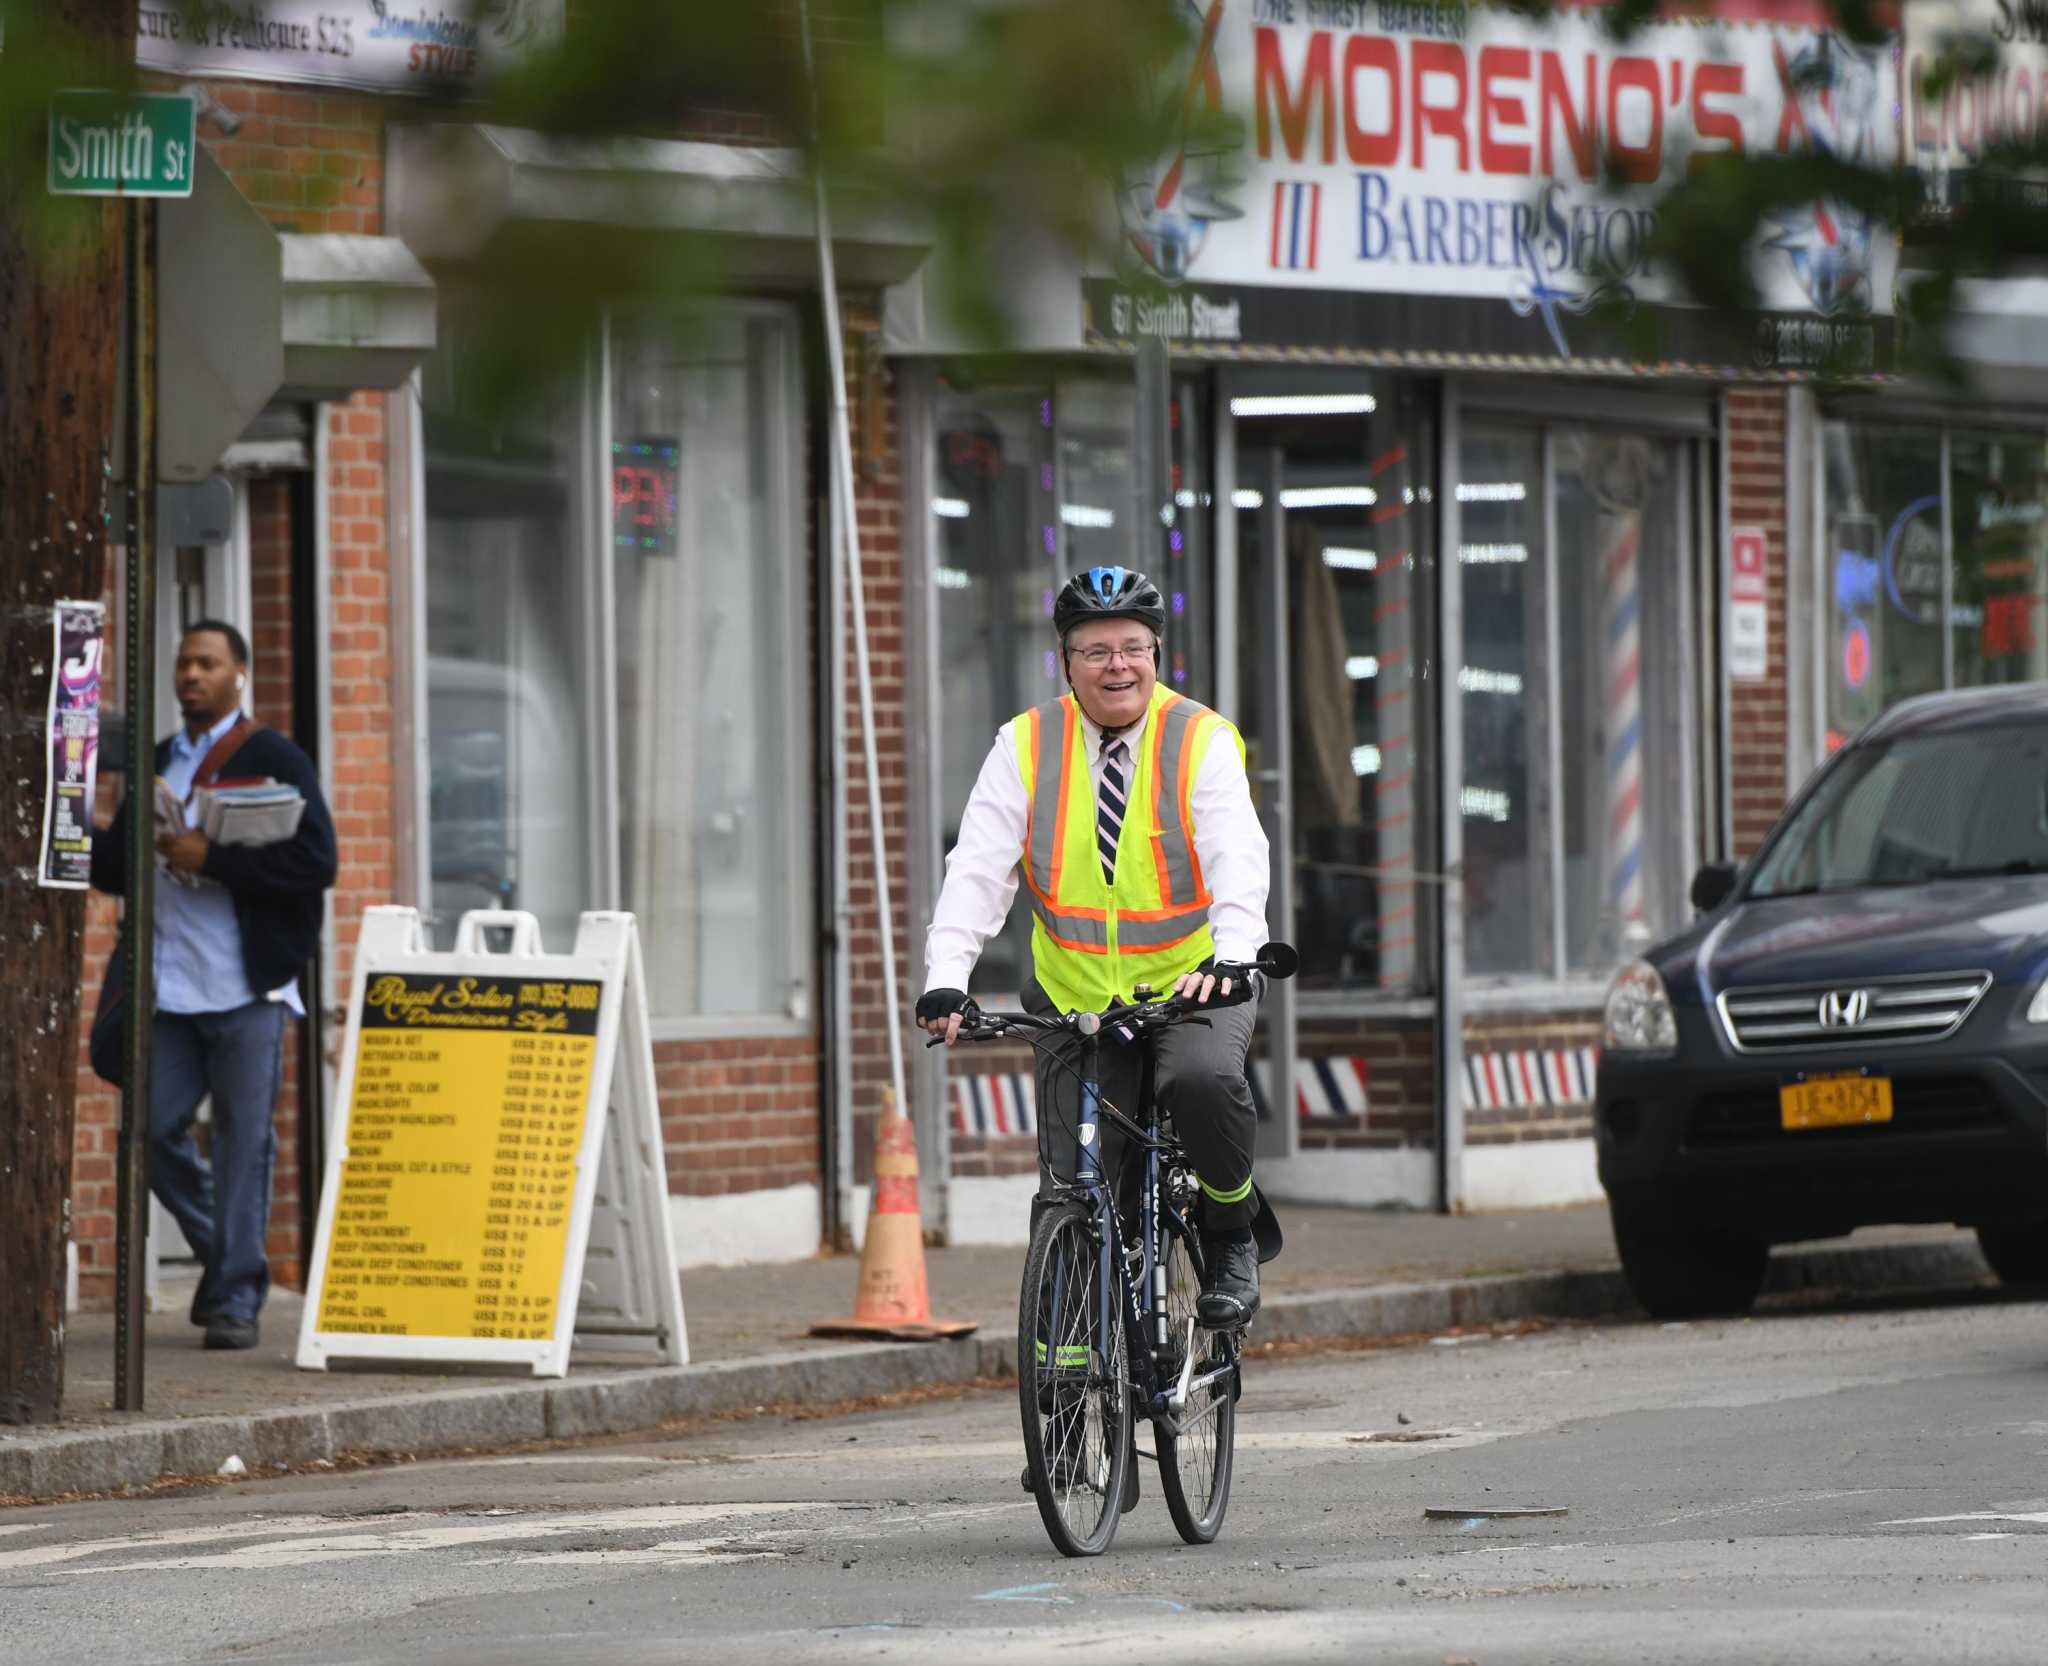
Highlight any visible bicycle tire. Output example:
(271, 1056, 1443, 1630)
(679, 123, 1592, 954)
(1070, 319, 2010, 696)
(1153, 1220, 1235, 1544)
(1018, 1201, 1131, 1557)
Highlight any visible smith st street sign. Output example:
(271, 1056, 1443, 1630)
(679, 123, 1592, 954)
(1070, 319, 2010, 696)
(47, 90, 196, 197)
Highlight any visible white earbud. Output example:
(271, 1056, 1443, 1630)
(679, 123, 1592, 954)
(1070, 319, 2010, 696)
(235, 673, 246, 691)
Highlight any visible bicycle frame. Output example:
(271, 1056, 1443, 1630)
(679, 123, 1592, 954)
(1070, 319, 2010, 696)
(1063, 1022, 1236, 1439)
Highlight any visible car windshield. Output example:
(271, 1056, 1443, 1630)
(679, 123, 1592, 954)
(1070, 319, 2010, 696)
(1747, 722, 2048, 898)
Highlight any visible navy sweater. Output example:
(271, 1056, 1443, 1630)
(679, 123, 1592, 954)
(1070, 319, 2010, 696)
(92, 725, 338, 1001)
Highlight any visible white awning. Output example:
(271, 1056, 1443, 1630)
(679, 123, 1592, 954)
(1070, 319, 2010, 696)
(281, 234, 437, 395)
(388, 124, 932, 287)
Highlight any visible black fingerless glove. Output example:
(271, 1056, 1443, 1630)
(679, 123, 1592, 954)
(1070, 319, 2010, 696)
(915, 987, 973, 1023)
(1205, 961, 1262, 1006)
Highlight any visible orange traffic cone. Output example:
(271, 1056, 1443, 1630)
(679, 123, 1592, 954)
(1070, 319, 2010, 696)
(812, 1093, 977, 1341)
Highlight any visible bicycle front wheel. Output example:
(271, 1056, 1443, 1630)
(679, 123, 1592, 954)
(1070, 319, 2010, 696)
(1018, 1201, 1131, 1557)
(1155, 1223, 1236, 1544)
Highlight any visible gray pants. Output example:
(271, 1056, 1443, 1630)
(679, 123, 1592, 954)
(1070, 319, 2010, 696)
(1023, 977, 1260, 1233)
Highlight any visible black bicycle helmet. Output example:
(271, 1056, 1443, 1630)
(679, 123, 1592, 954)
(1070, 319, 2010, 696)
(1052, 565, 1167, 639)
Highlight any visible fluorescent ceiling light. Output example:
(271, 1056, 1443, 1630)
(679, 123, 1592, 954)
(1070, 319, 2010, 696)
(1345, 655, 1380, 680)
(1350, 743, 1382, 777)
(1460, 786, 1512, 822)
(1229, 394, 1378, 418)
(932, 497, 970, 519)
(1061, 503, 1116, 529)
(1458, 543, 1528, 565)
(1231, 488, 1264, 509)
(1456, 481, 1527, 502)
(1458, 666, 1524, 695)
(933, 567, 973, 590)
(1280, 486, 1377, 509)
(1322, 547, 1377, 571)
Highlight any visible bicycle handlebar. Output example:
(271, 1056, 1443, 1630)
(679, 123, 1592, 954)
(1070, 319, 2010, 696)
(924, 940, 1299, 1049)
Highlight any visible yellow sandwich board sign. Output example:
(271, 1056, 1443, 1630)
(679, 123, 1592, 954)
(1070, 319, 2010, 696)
(297, 907, 684, 1376)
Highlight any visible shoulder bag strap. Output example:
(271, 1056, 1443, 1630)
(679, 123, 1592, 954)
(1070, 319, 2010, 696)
(184, 715, 261, 804)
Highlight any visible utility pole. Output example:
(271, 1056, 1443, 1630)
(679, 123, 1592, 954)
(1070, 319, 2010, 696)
(0, 0, 139, 1426)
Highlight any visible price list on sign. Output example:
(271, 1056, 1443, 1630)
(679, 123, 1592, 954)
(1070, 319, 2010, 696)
(315, 972, 603, 1343)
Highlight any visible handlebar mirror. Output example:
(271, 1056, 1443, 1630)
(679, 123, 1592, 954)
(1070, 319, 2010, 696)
(1255, 941, 1300, 981)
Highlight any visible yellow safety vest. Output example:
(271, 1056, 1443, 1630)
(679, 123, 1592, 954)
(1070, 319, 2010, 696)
(1012, 684, 1245, 1013)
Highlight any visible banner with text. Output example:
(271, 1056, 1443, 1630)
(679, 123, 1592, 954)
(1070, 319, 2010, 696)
(1104, 1, 1897, 363)
(138, 0, 561, 93)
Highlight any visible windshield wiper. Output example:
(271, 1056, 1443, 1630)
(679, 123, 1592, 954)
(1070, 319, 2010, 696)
(1918, 860, 2048, 881)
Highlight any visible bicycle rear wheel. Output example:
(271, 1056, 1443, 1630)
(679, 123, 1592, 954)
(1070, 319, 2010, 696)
(1018, 1201, 1131, 1557)
(1154, 1222, 1236, 1544)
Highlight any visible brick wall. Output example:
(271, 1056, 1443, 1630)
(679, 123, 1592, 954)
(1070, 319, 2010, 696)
(1727, 385, 1791, 859)
(655, 1037, 821, 1197)
(838, 302, 915, 1193)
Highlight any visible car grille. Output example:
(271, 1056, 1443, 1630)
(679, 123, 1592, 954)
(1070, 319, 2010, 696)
(1685, 1075, 2004, 1147)
(1716, 973, 1992, 1052)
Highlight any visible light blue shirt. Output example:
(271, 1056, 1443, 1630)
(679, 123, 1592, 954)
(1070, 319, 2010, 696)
(155, 709, 304, 1017)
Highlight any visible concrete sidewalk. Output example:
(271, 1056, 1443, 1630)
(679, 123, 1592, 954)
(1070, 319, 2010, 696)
(1, 1203, 1995, 1503)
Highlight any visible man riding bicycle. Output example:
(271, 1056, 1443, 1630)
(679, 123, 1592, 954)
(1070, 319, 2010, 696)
(916, 563, 1273, 1329)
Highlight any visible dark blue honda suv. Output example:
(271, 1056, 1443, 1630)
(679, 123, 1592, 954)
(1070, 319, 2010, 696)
(1597, 683, 2048, 1317)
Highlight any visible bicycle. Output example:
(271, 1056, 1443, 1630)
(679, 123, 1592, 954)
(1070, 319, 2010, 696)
(932, 942, 1299, 1557)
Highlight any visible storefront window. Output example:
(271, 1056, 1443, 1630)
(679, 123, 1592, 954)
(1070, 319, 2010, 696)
(1234, 375, 1437, 995)
(612, 309, 806, 1019)
(924, 368, 1214, 996)
(422, 349, 594, 954)
(1821, 422, 1943, 745)
(1554, 432, 1690, 969)
(1459, 425, 1544, 976)
(1461, 422, 1695, 980)
(1951, 433, 2048, 688)
(1821, 422, 2048, 746)
(421, 303, 810, 1023)
(930, 376, 1057, 993)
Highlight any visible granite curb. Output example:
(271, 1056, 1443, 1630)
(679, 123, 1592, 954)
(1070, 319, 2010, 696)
(0, 1238, 1992, 1504)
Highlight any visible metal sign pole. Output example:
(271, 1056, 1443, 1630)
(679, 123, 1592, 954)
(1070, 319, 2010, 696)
(115, 196, 157, 1411)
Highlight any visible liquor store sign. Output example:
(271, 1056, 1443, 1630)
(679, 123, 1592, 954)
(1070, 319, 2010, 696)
(47, 90, 195, 197)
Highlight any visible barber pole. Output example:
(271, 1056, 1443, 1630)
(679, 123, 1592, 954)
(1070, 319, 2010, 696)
(1602, 506, 1647, 934)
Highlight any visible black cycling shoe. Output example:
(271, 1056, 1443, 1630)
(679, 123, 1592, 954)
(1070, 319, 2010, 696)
(1197, 1235, 1260, 1330)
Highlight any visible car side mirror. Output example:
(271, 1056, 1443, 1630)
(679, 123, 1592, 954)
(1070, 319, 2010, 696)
(1690, 862, 1738, 912)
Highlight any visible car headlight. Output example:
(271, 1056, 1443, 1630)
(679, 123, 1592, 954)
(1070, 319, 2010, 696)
(1604, 959, 1679, 1053)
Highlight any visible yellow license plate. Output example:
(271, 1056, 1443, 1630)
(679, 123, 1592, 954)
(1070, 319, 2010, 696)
(1780, 1073, 1894, 1131)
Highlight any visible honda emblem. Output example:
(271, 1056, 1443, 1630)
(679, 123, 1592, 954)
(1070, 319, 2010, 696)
(1817, 988, 1872, 1029)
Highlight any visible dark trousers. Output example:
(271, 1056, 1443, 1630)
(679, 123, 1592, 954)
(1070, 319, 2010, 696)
(1023, 977, 1260, 1234)
(150, 1001, 287, 1324)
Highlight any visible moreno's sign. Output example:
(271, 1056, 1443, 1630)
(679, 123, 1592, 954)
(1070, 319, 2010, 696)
(1110, 1, 1896, 358)
(136, 0, 561, 93)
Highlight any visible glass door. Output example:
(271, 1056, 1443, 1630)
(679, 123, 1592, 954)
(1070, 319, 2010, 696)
(1226, 371, 1435, 1155)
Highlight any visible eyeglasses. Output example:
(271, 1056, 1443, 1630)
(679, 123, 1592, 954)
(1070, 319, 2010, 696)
(1071, 642, 1156, 668)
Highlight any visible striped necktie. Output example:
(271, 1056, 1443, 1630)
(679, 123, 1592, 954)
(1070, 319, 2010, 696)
(1097, 736, 1128, 882)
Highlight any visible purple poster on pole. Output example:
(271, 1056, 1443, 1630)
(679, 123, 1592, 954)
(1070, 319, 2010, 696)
(39, 599, 104, 890)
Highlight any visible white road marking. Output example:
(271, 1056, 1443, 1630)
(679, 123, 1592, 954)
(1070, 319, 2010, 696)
(6, 1503, 843, 1576)
(0, 1513, 415, 1573)
(1883, 1510, 2048, 1527)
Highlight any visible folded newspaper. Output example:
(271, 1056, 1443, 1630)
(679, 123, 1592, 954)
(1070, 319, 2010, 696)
(194, 778, 305, 847)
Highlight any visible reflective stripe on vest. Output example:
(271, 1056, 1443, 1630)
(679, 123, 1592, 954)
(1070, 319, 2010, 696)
(1014, 685, 1240, 1010)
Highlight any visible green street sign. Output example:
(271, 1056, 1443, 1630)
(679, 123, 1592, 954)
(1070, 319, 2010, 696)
(47, 90, 196, 198)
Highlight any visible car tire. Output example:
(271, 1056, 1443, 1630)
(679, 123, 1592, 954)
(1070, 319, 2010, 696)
(1975, 1221, 2048, 1289)
(1611, 1200, 1769, 1319)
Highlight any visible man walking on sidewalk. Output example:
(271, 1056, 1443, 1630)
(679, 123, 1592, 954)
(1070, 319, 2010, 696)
(92, 621, 336, 1351)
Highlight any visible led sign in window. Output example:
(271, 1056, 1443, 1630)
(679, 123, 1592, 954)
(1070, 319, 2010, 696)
(613, 438, 679, 557)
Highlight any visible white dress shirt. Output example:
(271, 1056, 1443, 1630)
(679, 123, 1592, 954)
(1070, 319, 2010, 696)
(924, 699, 1271, 994)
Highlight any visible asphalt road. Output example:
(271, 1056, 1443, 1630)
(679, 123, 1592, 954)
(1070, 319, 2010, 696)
(7, 1287, 2047, 1666)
